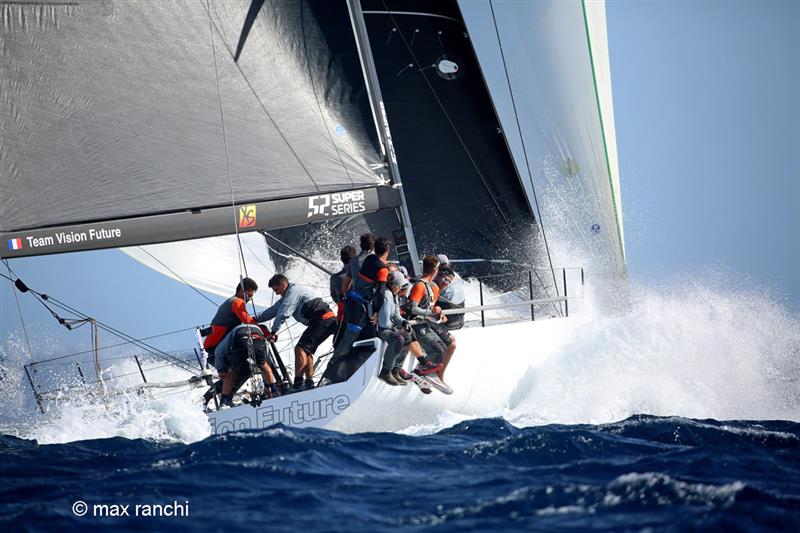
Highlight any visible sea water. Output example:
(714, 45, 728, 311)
(1, 276, 798, 530)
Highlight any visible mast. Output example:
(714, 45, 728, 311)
(346, 0, 422, 276)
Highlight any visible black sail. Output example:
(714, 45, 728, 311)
(359, 0, 540, 277)
(0, 0, 391, 257)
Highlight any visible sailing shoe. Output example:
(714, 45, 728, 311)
(414, 360, 443, 376)
(391, 368, 408, 386)
(304, 379, 316, 391)
(378, 370, 400, 386)
(394, 368, 414, 382)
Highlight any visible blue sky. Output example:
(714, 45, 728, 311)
(607, 0, 799, 309)
(2, 1, 798, 359)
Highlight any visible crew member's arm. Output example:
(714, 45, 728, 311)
(341, 274, 352, 297)
(407, 283, 433, 317)
(266, 287, 302, 335)
(330, 274, 339, 302)
(372, 266, 389, 313)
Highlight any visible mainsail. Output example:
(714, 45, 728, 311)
(0, 0, 400, 258)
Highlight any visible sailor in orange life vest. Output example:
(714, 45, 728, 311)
(258, 274, 338, 392)
(202, 278, 279, 407)
(405, 255, 457, 383)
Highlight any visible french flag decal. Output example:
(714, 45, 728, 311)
(8, 238, 22, 251)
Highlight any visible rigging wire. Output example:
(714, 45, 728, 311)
(206, 1, 265, 395)
(379, 3, 559, 312)
(488, 0, 562, 311)
(379, 2, 516, 233)
(1, 267, 198, 374)
(3, 260, 35, 364)
(27, 327, 198, 366)
(134, 247, 220, 307)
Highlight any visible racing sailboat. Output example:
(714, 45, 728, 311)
(0, 0, 624, 434)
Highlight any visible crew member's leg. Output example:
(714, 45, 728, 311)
(431, 324, 456, 381)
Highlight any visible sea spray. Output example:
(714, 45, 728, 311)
(508, 277, 800, 427)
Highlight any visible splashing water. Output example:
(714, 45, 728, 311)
(507, 279, 800, 427)
(1, 272, 798, 444)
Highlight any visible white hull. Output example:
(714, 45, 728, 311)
(208, 318, 578, 435)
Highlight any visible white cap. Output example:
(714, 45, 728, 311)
(436, 254, 449, 265)
(388, 270, 406, 288)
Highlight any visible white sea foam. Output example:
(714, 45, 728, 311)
(2, 269, 798, 443)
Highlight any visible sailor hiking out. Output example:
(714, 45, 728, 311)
(405, 255, 457, 386)
(258, 274, 338, 392)
(434, 254, 465, 331)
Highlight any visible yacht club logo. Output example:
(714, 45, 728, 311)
(307, 190, 367, 218)
(238, 205, 256, 228)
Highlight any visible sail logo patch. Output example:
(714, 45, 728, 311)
(307, 190, 366, 218)
(239, 205, 256, 228)
(307, 195, 331, 217)
(7, 238, 22, 251)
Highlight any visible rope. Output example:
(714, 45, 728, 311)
(379, 3, 542, 279)
(205, 1, 261, 398)
(135, 247, 219, 307)
(3, 260, 34, 364)
(29, 327, 197, 366)
(488, 1, 562, 314)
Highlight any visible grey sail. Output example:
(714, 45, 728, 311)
(1, 0, 398, 257)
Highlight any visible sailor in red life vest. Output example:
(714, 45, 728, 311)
(203, 277, 260, 356)
(201, 277, 270, 408)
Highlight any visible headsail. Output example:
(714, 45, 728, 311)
(458, 0, 626, 275)
(0, 0, 395, 258)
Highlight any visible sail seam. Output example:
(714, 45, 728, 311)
(201, 1, 320, 190)
(299, 1, 355, 187)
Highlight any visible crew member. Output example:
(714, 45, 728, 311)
(376, 271, 413, 386)
(406, 255, 457, 384)
(259, 274, 337, 391)
(203, 277, 260, 356)
(341, 233, 375, 296)
(330, 245, 357, 321)
(214, 325, 281, 407)
(435, 258, 465, 330)
(328, 236, 391, 371)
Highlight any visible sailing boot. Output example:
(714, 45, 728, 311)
(292, 377, 305, 393)
(304, 378, 315, 390)
(378, 369, 400, 386)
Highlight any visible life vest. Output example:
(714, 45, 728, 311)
(405, 279, 439, 315)
(351, 255, 388, 303)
